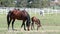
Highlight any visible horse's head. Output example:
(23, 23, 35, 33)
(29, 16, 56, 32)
(26, 12, 31, 31)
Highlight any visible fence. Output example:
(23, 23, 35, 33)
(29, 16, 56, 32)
(0, 7, 60, 16)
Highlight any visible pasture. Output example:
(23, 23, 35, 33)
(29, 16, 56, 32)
(0, 13, 60, 34)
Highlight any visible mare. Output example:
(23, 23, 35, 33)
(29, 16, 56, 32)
(7, 9, 30, 31)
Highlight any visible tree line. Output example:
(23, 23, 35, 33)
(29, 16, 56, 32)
(0, 0, 50, 8)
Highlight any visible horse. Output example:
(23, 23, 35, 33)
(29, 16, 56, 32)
(31, 16, 41, 30)
(7, 9, 31, 31)
(40, 10, 44, 16)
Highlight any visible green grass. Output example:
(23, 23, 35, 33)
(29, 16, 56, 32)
(0, 13, 60, 34)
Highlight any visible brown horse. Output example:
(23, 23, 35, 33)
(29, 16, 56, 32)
(7, 9, 30, 31)
(31, 16, 41, 30)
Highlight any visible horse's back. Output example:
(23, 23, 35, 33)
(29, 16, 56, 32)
(31, 16, 38, 22)
(10, 9, 29, 20)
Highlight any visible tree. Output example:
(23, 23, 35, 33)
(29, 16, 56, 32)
(27, 0, 33, 8)
(40, 0, 50, 8)
(0, 0, 50, 8)
(32, 0, 50, 8)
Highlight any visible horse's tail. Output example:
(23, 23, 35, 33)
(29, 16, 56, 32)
(7, 11, 12, 27)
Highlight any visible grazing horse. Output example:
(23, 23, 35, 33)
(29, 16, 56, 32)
(31, 16, 41, 30)
(7, 9, 30, 31)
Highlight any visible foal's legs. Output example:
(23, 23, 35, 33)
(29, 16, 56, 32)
(37, 24, 41, 30)
(12, 19, 15, 30)
(31, 22, 34, 30)
(37, 26, 39, 30)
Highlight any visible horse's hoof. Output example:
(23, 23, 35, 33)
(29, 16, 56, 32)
(28, 29, 30, 31)
(28, 30, 30, 31)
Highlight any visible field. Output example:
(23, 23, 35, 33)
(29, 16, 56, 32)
(0, 13, 60, 34)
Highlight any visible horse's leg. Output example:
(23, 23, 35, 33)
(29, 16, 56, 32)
(7, 14, 12, 30)
(33, 22, 35, 30)
(12, 19, 15, 30)
(31, 22, 35, 30)
(21, 21, 24, 28)
(37, 25, 40, 30)
(37, 26, 39, 30)
(23, 20, 26, 31)
(21, 20, 26, 31)
(31, 22, 34, 30)
(8, 19, 12, 30)
(31, 23, 32, 30)
(26, 21, 30, 31)
(27, 25, 30, 31)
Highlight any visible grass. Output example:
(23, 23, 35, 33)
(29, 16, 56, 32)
(0, 13, 60, 34)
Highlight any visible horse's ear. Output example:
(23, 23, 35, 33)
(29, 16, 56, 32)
(17, 9, 20, 10)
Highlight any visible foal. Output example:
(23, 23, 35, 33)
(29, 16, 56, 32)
(31, 16, 41, 30)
